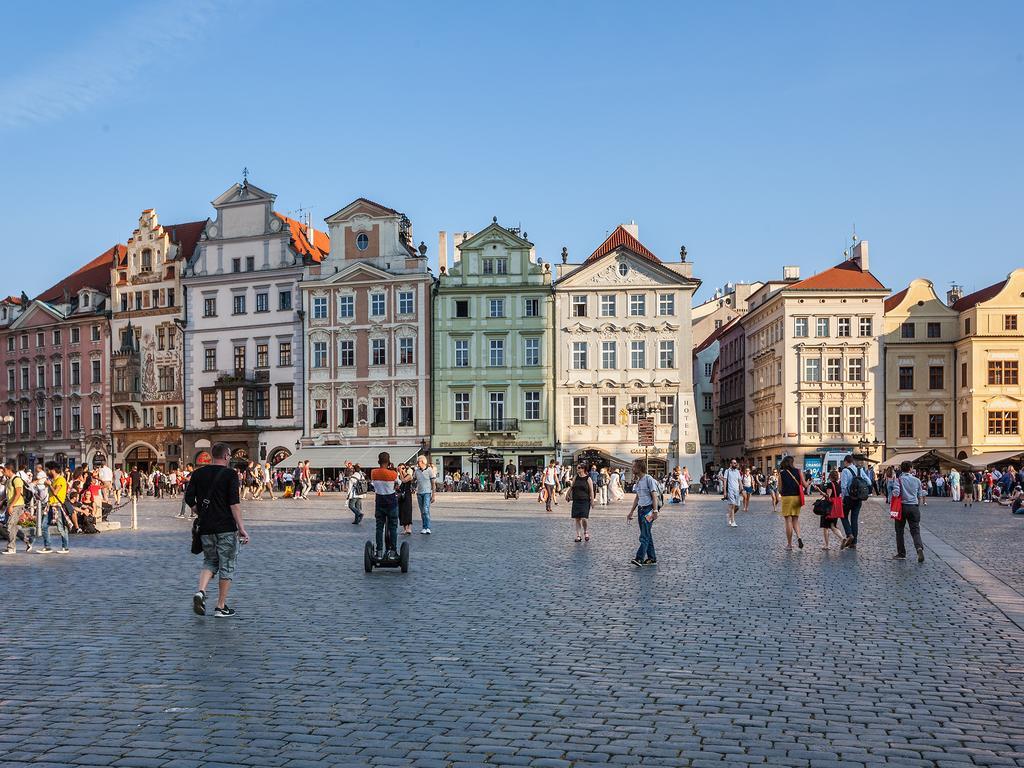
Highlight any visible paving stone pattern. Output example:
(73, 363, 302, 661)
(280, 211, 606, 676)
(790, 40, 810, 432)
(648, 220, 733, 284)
(1, 492, 1023, 767)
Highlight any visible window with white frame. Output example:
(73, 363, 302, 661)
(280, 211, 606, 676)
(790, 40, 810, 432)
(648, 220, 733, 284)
(600, 295, 616, 317)
(203, 297, 216, 317)
(629, 294, 646, 316)
(399, 397, 414, 427)
(71, 405, 80, 432)
(524, 298, 539, 317)
(848, 406, 863, 433)
(524, 338, 540, 366)
(312, 296, 327, 319)
(233, 295, 246, 315)
(601, 341, 616, 369)
(658, 340, 675, 368)
(804, 406, 820, 433)
(705, 362, 713, 377)
(630, 340, 646, 369)
(572, 396, 587, 426)
(524, 391, 541, 420)
(489, 298, 505, 318)
(371, 339, 386, 366)
(339, 340, 354, 367)
(838, 317, 851, 337)
(659, 395, 676, 424)
(399, 337, 414, 365)
(794, 317, 808, 338)
(826, 357, 842, 382)
(312, 341, 327, 368)
(816, 317, 830, 337)
(601, 396, 617, 425)
(453, 392, 470, 421)
(848, 357, 863, 381)
(204, 348, 216, 371)
(489, 339, 504, 366)
(339, 398, 354, 428)
(571, 295, 588, 317)
(859, 317, 873, 337)
(454, 339, 469, 367)
(255, 292, 269, 313)
(371, 397, 386, 427)
(804, 358, 821, 382)
(826, 406, 842, 433)
(398, 292, 414, 314)
(339, 295, 354, 318)
(370, 293, 385, 317)
(572, 342, 588, 369)
(658, 293, 675, 316)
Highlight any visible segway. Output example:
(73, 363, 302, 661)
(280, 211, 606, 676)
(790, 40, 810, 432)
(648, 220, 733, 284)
(364, 527, 410, 573)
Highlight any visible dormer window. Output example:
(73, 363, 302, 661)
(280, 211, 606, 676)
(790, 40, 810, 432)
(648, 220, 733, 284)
(82, 293, 90, 307)
(140, 249, 153, 273)
(356, 233, 369, 251)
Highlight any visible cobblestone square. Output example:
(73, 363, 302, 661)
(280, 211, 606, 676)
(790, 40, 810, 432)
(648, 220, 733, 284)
(2, 492, 1023, 767)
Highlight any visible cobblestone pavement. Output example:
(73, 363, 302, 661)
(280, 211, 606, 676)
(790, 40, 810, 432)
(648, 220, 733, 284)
(2, 492, 1023, 767)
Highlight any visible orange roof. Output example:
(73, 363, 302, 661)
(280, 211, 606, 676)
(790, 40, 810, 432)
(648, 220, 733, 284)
(2, 295, 22, 305)
(884, 286, 909, 313)
(585, 225, 659, 264)
(36, 244, 125, 303)
(952, 278, 1006, 312)
(789, 258, 886, 291)
(275, 213, 329, 263)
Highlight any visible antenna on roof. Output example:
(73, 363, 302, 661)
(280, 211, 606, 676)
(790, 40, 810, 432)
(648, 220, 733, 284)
(851, 222, 858, 243)
(242, 167, 249, 183)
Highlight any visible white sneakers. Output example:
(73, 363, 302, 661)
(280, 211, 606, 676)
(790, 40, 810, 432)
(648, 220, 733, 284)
(419, 529, 431, 535)
(728, 520, 738, 527)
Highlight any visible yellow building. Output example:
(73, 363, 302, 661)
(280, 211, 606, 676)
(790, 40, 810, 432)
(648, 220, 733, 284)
(952, 269, 1024, 459)
(882, 279, 958, 458)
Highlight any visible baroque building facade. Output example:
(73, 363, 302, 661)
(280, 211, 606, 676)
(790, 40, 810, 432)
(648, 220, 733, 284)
(881, 278, 959, 460)
(554, 224, 701, 474)
(181, 180, 328, 467)
(110, 210, 206, 471)
(0, 248, 119, 470)
(431, 220, 555, 478)
(741, 241, 888, 478)
(296, 198, 432, 469)
(951, 269, 1024, 460)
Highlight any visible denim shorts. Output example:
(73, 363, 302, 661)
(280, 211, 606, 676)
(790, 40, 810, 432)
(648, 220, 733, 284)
(200, 532, 239, 581)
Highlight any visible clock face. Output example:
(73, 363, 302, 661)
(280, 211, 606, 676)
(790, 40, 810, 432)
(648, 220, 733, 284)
(206, 224, 218, 239)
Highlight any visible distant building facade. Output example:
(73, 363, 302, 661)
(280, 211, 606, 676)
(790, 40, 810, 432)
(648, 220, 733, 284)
(554, 224, 702, 474)
(182, 181, 328, 468)
(297, 198, 432, 469)
(0, 247, 120, 469)
(431, 220, 555, 478)
(110, 210, 205, 471)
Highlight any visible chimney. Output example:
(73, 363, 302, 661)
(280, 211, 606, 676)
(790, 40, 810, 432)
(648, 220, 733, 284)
(622, 220, 639, 239)
(851, 239, 869, 272)
(783, 265, 800, 280)
(438, 231, 448, 272)
(947, 284, 963, 306)
(452, 231, 472, 264)
(306, 212, 314, 246)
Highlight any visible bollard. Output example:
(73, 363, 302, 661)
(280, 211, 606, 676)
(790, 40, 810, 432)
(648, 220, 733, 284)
(131, 496, 138, 530)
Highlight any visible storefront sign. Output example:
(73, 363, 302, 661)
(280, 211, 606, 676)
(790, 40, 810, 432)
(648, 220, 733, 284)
(437, 440, 544, 449)
(637, 418, 655, 447)
(630, 447, 666, 455)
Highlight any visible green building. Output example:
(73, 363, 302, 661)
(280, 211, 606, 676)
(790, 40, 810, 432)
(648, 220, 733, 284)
(431, 219, 555, 480)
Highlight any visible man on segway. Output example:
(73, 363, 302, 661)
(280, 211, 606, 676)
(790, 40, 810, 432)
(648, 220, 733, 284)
(370, 452, 400, 560)
(504, 461, 519, 500)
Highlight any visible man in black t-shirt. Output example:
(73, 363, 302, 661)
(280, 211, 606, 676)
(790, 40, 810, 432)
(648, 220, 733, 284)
(185, 443, 250, 618)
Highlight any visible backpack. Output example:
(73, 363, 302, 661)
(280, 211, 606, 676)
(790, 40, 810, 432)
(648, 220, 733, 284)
(353, 477, 366, 496)
(847, 467, 871, 501)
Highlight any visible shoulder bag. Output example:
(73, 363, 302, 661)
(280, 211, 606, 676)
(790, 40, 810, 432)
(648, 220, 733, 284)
(890, 477, 903, 522)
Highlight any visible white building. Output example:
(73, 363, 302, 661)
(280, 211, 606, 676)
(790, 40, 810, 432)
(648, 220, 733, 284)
(554, 224, 702, 475)
(181, 180, 328, 467)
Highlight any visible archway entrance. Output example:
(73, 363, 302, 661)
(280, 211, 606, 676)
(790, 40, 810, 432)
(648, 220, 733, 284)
(125, 445, 157, 472)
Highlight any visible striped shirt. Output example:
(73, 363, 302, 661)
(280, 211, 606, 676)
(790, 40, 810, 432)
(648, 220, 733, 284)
(370, 467, 398, 496)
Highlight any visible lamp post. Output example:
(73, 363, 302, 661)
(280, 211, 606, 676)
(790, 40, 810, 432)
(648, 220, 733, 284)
(0, 414, 12, 464)
(627, 399, 667, 472)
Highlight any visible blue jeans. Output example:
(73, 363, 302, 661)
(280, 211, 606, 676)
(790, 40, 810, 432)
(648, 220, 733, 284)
(417, 492, 432, 530)
(841, 497, 862, 540)
(43, 504, 69, 550)
(375, 494, 399, 553)
(636, 504, 656, 561)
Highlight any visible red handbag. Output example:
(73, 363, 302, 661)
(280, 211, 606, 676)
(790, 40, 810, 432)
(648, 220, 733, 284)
(826, 482, 845, 520)
(890, 478, 903, 521)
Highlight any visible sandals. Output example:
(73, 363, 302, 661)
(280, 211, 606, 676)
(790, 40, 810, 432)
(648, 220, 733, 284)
(584, 533, 590, 542)
(574, 536, 582, 542)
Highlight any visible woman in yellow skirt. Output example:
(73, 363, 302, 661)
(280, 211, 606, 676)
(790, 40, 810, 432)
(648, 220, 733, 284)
(778, 455, 805, 550)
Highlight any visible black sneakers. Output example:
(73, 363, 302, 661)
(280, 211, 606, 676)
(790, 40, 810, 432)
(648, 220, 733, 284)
(917, 547, 925, 563)
(214, 606, 236, 618)
(643, 558, 658, 565)
(630, 558, 644, 567)
(193, 590, 206, 616)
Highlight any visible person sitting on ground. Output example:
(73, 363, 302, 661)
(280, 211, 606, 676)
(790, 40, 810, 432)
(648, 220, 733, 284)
(995, 485, 1024, 514)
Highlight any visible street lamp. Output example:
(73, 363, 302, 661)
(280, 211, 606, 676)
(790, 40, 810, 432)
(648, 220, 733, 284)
(857, 436, 882, 457)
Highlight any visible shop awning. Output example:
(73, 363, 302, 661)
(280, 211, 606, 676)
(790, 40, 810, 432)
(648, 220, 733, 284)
(878, 450, 973, 471)
(965, 449, 1024, 469)
(571, 447, 634, 469)
(281, 444, 421, 469)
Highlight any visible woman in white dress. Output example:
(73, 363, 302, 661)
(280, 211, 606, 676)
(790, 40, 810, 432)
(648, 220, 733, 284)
(609, 469, 625, 502)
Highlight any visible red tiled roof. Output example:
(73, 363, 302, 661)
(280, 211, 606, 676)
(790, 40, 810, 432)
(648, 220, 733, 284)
(275, 213, 329, 263)
(584, 226, 660, 264)
(36, 244, 124, 303)
(165, 220, 207, 262)
(354, 196, 401, 216)
(884, 286, 909, 313)
(789, 258, 887, 291)
(2, 295, 22, 305)
(694, 315, 739, 354)
(952, 278, 1006, 312)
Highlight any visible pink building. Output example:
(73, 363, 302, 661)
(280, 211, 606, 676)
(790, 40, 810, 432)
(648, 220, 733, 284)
(0, 246, 123, 470)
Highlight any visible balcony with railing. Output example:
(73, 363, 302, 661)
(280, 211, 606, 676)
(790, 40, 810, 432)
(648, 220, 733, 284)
(112, 389, 141, 404)
(215, 368, 271, 386)
(474, 418, 520, 434)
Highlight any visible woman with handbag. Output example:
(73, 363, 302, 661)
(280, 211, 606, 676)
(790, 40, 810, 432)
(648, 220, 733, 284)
(778, 456, 804, 550)
(818, 469, 845, 550)
(566, 463, 595, 542)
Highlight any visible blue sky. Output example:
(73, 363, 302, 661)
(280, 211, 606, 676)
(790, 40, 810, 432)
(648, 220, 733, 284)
(1, 0, 1021, 302)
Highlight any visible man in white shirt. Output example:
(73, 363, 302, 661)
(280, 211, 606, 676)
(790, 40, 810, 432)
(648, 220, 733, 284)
(722, 459, 742, 528)
(414, 455, 437, 534)
(347, 468, 364, 524)
(542, 461, 559, 512)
